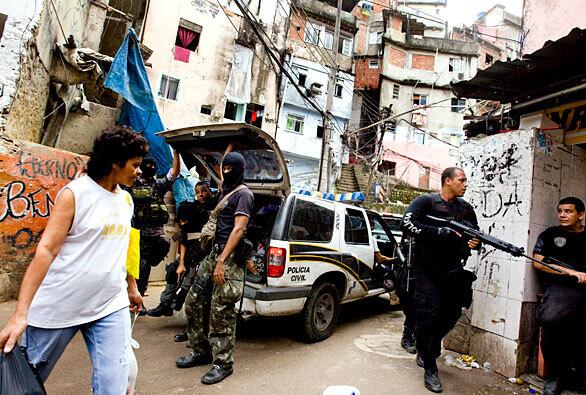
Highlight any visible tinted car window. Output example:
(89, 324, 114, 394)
(345, 208, 370, 244)
(287, 198, 334, 242)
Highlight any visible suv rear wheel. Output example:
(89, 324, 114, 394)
(302, 282, 340, 342)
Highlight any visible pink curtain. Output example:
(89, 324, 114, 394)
(178, 27, 197, 48)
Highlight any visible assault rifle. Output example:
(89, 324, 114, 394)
(427, 215, 574, 273)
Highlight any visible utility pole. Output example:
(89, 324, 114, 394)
(318, 0, 343, 192)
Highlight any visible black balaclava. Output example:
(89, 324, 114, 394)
(140, 157, 157, 179)
(222, 152, 246, 193)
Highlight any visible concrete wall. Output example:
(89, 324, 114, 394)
(523, 0, 586, 54)
(142, 0, 286, 136)
(0, 137, 86, 301)
(447, 128, 586, 377)
(0, 0, 112, 144)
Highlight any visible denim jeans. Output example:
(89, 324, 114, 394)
(22, 307, 132, 395)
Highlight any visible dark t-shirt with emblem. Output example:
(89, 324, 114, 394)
(215, 187, 254, 246)
(533, 226, 586, 272)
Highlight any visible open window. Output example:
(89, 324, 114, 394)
(159, 75, 179, 100)
(245, 103, 264, 128)
(224, 101, 246, 121)
(176, 20, 201, 51)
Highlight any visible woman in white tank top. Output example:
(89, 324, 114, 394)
(0, 126, 149, 394)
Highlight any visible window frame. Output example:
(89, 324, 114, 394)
(448, 57, 463, 73)
(344, 208, 370, 246)
(392, 84, 400, 99)
(412, 93, 428, 106)
(334, 83, 343, 98)
(341, 37, 353, 56)
(304, 22, 321, 45)
(285, 113, 305, 134)
(286, 198, 335, 243)
(368, 59, 379, 69)
(158, 74, 180, 101)
(451, 98, 466, 113)
(323, 30, 334, 50)
(224, 100, 246, 121)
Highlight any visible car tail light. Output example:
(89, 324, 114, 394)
(267, 246, 286, 277)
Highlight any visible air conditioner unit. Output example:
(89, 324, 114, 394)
(309, 82, 322, 96)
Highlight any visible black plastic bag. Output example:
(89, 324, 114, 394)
(0, 344, 46, 395)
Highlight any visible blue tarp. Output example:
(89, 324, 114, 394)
(104, 29, 194, 204)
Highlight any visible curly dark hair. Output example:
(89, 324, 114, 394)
(87, 126, 149, 179)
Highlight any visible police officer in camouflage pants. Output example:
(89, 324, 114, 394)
(176, 152, 254, 385)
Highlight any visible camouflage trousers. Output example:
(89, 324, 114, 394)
(185, 251, 244, 368)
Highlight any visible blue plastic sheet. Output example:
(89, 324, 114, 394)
(104, 29, 194, 204)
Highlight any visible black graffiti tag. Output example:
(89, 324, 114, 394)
(0, 181, 55, 222)
(17, 151, 84, 181)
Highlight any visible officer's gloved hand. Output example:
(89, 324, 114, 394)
(437, 227, 458, 239)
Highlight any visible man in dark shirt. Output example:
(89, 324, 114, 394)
(176, 152, 254, 385)
(130, 149, 180, 305)
(533, 197, 586, 395)
(148, 182, 216, 321)
(401, 167, 480, 393)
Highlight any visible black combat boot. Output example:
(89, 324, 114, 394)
(147, 304, 173, 317)
(416, 354, 424, 368)
(175, 352, 213, 368)
(424, 368, 443, 393)
(543, 377, 561, 395)
(201, 364, 233, 384)
(401, 333, 417, 354)
(174, 331, 188, 342)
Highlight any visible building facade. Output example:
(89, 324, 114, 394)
(378, 8, 478, 190)
(142, 0, 289, 137)
(276, 0, 357, 192)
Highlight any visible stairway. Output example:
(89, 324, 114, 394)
(337, 163, 359, 193)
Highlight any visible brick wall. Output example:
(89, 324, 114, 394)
(289, 14, 305, 42)
(355, 58, 381, 89)
(411, 53, 435, 71)
(0, 137, 86, 301)
(388, 46, 406, 68)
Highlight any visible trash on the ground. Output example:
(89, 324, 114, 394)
(483, 361, 492, 372)
(528, 388, 536, 394)
(444, 354, 473, 370)
(444, 354, 455, 366)
(322, 385, 360, 395)
(470, 361, 480, 369)
(508, 377, 524, 385)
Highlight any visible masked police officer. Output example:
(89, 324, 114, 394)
(401, 167, 480, 393)
(130, 149, 180, 310)
(176, 152, 254, 385)
(532, 197, 586, 395)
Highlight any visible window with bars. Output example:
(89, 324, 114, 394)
(392, 84, 400, 99)
(286, 114, 305, 133)
(158, 75, 180, 100)
(368, 59, 379, 68)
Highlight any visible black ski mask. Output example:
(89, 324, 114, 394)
(222, 152, 246, 193)
(140, 158, 157, 179)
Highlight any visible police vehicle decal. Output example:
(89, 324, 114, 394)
(289, 255, 368, 291)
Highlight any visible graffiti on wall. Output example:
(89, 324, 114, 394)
(0, 140, 85, 259)
(460, 131, 533, 299)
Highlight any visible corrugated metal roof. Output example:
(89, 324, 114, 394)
(451, 28, 586, 103)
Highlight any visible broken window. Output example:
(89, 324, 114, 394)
(449, 57, 463, 72)
(286, 114, 304, 133)
(245, 103, 264, 128)
(176, 22, 201, 51)
(0, 13, 7, 40)
(451, 98, 466, 113)
(224, 100, 246, 121)
(368, 59, 379, 68)
(316, 122, 324, 139)
(334, 83, 343, 98)
(159, 75, 179, 100)
(485, 53, 494, 65)
(200, 105, 212, 115)
(392, 84, 400, 99)
(412, 94, 428, 106)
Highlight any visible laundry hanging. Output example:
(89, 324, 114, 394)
(225, 44, 253, 104)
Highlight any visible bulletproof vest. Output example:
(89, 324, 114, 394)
(130, 180, 169, 227)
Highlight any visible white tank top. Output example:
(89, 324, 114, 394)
(28, 175, 133, 328)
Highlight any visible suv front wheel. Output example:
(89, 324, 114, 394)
(302, 282, 340, 342)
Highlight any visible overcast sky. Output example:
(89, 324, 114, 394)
(446, 0, 523, 26)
